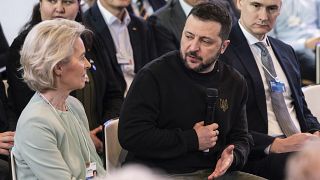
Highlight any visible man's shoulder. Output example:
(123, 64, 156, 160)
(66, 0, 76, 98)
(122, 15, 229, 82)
(220, 61, 246, 82)
(83, 4, 103, 30)
(268, 36, 293, 49)
(129, 14, 149, 29)
(141, 51, 179, 72)
(150, 0, 180, 21)
(83, 3, 99, 20)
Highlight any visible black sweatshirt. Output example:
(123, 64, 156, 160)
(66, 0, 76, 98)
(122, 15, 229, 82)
(119, 51, 252, 174)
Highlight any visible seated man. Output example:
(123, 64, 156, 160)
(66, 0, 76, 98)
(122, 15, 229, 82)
(119, 2, 263, 180)
(83, 0, 157, 96)
(220, 0, 320, 179)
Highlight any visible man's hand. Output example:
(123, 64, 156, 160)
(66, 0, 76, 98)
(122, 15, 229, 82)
(90, 126, 103, 153)
(305, 37, 320, 50)
(0, 131, 15, 155)
(270, 133, 318, 153)
(313, 131, 320, 137)
(193, 121, 219, 151)
(208, 145, 234, 180)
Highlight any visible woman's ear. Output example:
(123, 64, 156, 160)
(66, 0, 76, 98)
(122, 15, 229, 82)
(54, 63, 63, 76)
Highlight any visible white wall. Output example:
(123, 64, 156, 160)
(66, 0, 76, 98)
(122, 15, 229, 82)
(0, 0, 38, 45)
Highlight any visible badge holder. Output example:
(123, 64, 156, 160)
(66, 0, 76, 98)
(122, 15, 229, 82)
(270, 78, 286, 93)
(85, 162, 97, 180)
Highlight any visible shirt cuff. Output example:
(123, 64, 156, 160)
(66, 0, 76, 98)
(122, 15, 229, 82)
(264, 144, 271, 154)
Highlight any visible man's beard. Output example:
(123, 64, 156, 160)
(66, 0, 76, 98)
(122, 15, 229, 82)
(181, 50, 221, 73)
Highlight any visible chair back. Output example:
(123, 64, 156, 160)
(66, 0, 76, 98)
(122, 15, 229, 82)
(10, 150, 17, 180)
(302, 85, 320, 120)
(104, 119, 127, 174)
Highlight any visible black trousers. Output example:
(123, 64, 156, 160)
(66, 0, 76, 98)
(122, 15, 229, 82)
(243, 153, 292, 180)
(0, 158, 10, 180)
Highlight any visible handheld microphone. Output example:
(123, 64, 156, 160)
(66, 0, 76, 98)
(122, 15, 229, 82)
(204, 88, 218, 153)
(205, 88, 218, 125)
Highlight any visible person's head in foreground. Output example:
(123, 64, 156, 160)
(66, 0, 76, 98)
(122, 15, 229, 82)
(96, 164, 171, 180)
(286, 139, 320, 180)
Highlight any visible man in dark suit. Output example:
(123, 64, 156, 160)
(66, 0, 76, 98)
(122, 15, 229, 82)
(148, 0, 238, 57)
(220, 0, 320, 180)
(83, 0, 157, 95)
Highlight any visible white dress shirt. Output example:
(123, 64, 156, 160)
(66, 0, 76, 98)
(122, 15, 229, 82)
(98, 0, 135, 94)
(239, 22, 301, 137)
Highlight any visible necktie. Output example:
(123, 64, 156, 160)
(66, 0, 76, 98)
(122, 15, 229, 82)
(256, 42, 300, 137)
(136, 0, 147, 19)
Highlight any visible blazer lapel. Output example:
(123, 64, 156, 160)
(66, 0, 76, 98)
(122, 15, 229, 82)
(269, 39, 300, 102)
(230, 24, 268, 126)
(128, 16, 142, 72)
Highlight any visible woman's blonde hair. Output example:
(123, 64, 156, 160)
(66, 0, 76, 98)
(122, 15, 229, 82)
(20, 19, 89, 92)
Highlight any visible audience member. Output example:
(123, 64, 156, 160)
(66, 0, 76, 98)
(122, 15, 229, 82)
(269, 0, 320, 83)
(286, 139, 320, 180)
(220, 0, 320, 179)
(6, 1, 82, 127)
(0, 23, 8, 74)
(119, 2, 263, 180)
(148, 0, 238, 57)
(6, 0, 123, 153)
(12, 19, 106, 179)
(83, 0, 157, 96)
(0, 75, 14, 180)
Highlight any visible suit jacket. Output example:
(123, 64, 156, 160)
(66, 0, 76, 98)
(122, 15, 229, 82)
(84, 3, 157, 94)
(148, 0, 167, 11)
(148, 0, 186, 56)
(220, 24, 320, 158)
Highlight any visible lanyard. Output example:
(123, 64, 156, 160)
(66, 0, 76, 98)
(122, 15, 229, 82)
(257, 59, 279, 82)
(37, 92, 91, 163)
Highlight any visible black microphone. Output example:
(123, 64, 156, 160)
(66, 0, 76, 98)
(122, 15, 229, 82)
(204, 88, 218, 153)
(205, 88, 218, 125)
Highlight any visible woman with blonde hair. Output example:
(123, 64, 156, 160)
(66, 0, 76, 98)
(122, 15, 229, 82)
(12, 19, 106, 179)
(7, 0, 123, 154)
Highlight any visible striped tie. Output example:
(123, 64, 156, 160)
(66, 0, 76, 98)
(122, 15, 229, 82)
(256, 42, 300, 137)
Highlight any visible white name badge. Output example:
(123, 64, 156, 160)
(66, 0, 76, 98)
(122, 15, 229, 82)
(85, 162, 97, 179)
(116, 53, 132, 64)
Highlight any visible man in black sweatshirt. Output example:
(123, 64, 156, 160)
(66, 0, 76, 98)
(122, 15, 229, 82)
(119, 2, 262, 180)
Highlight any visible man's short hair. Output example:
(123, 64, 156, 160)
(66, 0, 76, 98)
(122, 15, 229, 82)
(188, 1, 232, 41)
